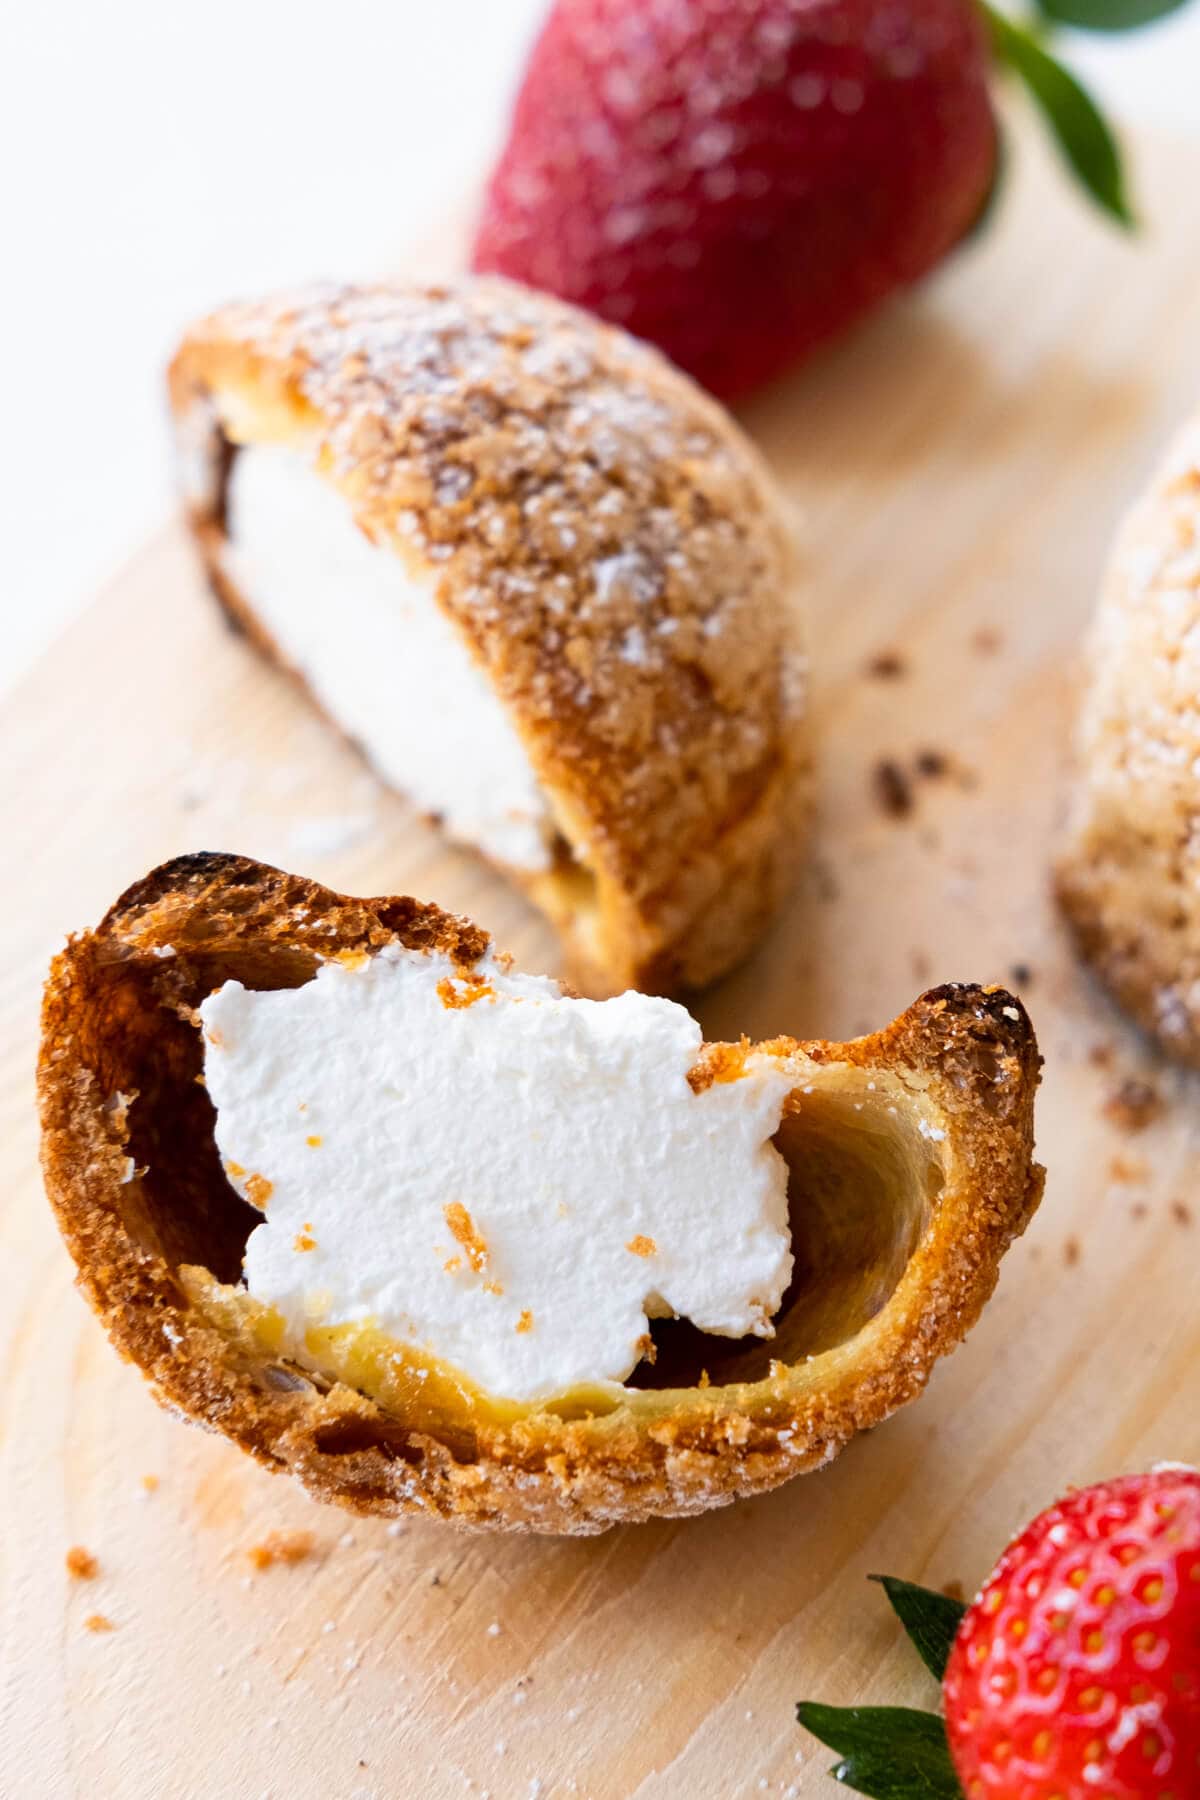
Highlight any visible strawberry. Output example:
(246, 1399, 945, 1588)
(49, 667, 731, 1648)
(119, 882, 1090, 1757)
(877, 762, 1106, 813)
(471, 0, 999, 400)
(471, 0, 1135, 401)
(944, 1467, 1200, 1799)
(797, 1467, 1200, 1799)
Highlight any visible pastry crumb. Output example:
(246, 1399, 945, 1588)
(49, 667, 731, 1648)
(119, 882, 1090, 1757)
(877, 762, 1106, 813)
(444, 1202, 488, 1272)
(687, 1038, 749, 1092)
(305, 1134, 323, 1148)
(515, 1310, 534, 1334)
(247, 1529, 315, 1571)
(83, 1613, 115, 1633)
(141, 1474, 160, 1493)
(1063, 1236, 1081, 1267)
(1172, 1199, 1193, 1227)
(626, 1235, 657, 1258)
(971, 626, 1002, 655)
(1009, 963, 1034, 987)
(941, 1579, 966, 1603)
(634, 1332, 658, 1365)
(1109, 1153, 1149, 1185)
(437, 972, 495, 1010)
(293, 1225, 317, 1252)
(66, 1546, 98, 1580)
(873, 758, 913, 818)
(866, 651, 906, 679)
(245, 1173, 274, 1209)
(1103, 1078, 1162, 1133)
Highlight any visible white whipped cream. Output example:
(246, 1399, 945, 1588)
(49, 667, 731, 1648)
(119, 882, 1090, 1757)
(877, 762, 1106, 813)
(221, 445, 553, 871)
(199, 946, 793, 1403)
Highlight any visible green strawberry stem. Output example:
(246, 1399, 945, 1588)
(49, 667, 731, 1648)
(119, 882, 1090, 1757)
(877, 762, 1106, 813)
(979, 1, 1136, 225)
(1036, 0, 1189, 31)
(796, 1705, 963, 1798)
(798, 1579, 967, 1798)
(868, 1576, 967, 1682)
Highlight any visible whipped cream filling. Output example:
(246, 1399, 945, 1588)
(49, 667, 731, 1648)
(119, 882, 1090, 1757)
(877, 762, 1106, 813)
(199, 946, 794, 1403)
(220, 445, 553, 871)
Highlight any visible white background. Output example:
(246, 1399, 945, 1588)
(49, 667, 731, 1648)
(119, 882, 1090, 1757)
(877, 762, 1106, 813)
(2, 0, 1197, 699)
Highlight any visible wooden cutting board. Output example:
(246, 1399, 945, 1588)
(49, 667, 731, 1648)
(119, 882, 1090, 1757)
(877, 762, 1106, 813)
(6, 115, 1200, 1800)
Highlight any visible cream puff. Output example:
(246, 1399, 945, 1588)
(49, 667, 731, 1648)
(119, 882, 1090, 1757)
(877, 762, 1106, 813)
(40, 854, 1043, 1535)
(168, 278, 809, 997)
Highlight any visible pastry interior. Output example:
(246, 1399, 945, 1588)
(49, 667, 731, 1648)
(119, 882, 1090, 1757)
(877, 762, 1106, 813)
(88, 934, 944, 1443)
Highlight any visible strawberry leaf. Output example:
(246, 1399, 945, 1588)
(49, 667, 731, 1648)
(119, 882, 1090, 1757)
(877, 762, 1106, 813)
(1035, 0, 1189, 30)
(982, 4, 1134, 227)
(796, 1704, 962, 1798)
(869, 1575, 967, 1682)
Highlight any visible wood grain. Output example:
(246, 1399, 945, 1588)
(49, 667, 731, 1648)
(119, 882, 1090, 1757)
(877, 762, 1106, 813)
(6, 115, 1200, 1799)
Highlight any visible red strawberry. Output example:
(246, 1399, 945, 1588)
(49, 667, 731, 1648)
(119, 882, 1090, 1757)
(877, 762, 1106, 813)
(471, 0, 998, 399)
(943, 1468, 1200, 1799)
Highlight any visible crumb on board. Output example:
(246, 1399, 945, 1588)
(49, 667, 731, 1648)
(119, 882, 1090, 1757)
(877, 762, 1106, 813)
(874, 758, 914, 818)
(911, 949, 932, 983)
(915, 749, 949, 779)
(1063, 1236, 1081, 1267)
(1172, 1199, 1193, 1227)
(83, 1614, 115, 1633)
(941, 1579, 966, 1603)
(866, 650, 906, 679)
(1009, 963, 1034, 987)
(247, 1529, 316, 1571)
(1131, 1201, 1150, 1220)
(811, 857, 839, 902)
(1088, 1041, 1114, 1068)
(1103, 1078, 1163, 1133)
(1109, 1153, 1149, 1185)
(141, 1474, 159, 1494)
(66, 1546, 98, 1580)
(971, 626, 1002, 655)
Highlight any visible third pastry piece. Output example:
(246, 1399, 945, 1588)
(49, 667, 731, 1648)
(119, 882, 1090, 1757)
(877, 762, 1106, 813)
(1058, 410, 1200, 1062)
(168, 277, 809, 997)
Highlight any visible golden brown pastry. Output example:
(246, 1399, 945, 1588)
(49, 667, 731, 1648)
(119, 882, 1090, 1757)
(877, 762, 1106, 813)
(40, 854, 1043, 1535)
(168, 277, 809, 998)
(1057, 413, 1200, 1061)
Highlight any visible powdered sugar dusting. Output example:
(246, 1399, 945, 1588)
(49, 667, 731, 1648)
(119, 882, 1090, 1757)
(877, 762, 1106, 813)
(173, 276, 805, 911)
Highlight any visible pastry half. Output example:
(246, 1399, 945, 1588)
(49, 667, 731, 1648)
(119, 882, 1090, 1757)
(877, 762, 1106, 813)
(168, 277, 809, 998)
(1057, 413, 1200, 1061)
(40, 854, 1043, 1535)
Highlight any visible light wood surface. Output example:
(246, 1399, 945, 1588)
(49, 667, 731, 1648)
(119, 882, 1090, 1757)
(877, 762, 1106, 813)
(6, 118, 1200, 1799)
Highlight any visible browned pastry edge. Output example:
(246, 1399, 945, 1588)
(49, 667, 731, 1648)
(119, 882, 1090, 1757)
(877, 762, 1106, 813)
(1055, 416, 1200, 1065)
(40, 855, 1043, 1536)
(167, 277, 811, 996)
